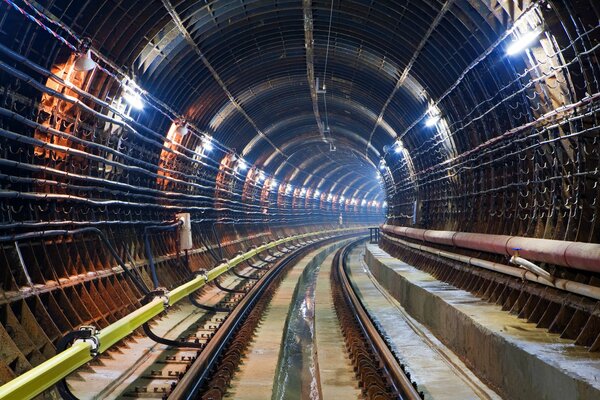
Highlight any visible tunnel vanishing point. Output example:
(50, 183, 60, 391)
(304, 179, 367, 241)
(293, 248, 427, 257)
(0, 0, 599, 399)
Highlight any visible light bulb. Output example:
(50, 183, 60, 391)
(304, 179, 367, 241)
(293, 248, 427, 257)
(506, 29, 541, 56)
(74, 49, 96, 72)
(123, 89, 143, 109)
(175, 123, 188, 136)
(202, 137, 213, 152)
(425, 115, 440, 127)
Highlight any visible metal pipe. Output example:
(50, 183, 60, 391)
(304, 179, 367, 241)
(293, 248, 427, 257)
(510, 255, 554, 283)
(0, 227, 361, 400)
(381, 233, 600, 301)
(381, 224, 600, 273)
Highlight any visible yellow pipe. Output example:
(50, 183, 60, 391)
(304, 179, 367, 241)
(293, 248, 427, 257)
(0, 342, 91, 400)
(0, 227, 360, 400)
(98, 298, 165, 352)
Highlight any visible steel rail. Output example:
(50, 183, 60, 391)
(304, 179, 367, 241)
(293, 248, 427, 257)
(174, 232, 365, 399)
(169, 235, 328, 399)
(0, 227, 361, 400)
(334, 240, 422, 400)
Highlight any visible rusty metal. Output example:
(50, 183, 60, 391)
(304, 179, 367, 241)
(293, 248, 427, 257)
(380, 235, 600, 352)
(168, 233, 361, 399)
(381, 232, 600, 301)
(381, 225, 600, 273)
(0, 228, 360, 398)
(195, 257, 284, 400)
(331, 241, 423, 400)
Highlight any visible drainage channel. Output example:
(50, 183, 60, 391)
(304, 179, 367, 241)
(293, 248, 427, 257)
(271, 243, 329, 400)
(227, 239, 358, 400)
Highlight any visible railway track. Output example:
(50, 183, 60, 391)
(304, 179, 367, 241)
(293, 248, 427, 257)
(331, 241, 424, 400)
(169, 244, 308, 399)
(79, 236, 425, 400)
(188, 238, 424, 400)
(75, 233, 354, 400)
(355, 250, 495, 400)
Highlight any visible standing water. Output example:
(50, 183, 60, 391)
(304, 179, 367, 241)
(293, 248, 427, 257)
(272, 254, 323, 400)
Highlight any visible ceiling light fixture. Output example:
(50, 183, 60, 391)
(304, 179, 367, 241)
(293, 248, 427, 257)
(74, 49, 96, 72)
(425, 115, 440, 127)
(73, 38, 96, 72)
(122, 82, 144, 110)
(202, 137, 213, 152)
(175, 120, 188, 136)
(506, 29, 542, 56)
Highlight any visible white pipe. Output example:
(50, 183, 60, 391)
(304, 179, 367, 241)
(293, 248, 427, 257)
(381, 233, 600, 302)
(510, 255, 554, 283)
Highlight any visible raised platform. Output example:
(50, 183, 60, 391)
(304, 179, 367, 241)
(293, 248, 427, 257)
(364, 244, 600, 400)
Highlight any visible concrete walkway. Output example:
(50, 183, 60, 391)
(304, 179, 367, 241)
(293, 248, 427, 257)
(365, 244, 600, 400)
(348, 245, 501, 400)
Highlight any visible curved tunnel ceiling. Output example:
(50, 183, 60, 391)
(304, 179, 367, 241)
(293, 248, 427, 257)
(41, 0, 486, 192)
(0, 0, 598, 240)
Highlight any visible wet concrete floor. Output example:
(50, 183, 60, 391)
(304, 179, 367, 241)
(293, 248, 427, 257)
(347, 244, 501, 400)
(366, 244, 600, 400)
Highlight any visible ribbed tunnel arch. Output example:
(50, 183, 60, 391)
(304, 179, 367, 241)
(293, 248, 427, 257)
(0, 0, 600, 393)
(0, 0, 597, 249)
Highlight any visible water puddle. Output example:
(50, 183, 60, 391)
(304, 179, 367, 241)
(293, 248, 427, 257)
(272, 257, 322, 400)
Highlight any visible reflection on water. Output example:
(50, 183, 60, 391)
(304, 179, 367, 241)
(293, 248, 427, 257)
(273, 257, 322, 400)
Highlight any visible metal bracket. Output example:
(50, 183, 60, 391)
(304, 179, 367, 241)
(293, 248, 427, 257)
(141, 288, 170, 308)
(74, 326, 100, 357)
(194, 269, 209, 282)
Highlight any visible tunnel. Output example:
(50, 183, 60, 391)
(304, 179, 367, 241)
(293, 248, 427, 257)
(0, 0, 599, 399)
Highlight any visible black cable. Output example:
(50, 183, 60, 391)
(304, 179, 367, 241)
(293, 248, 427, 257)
(245, 260, 268, 270)
(143, 220, 183, 289)
(142, 322, 204, 349)
(0, 228, 149, 295)
(231, 268, 260, 280)
(55, 329, 97, 400)
(188, 294, 230, 313)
